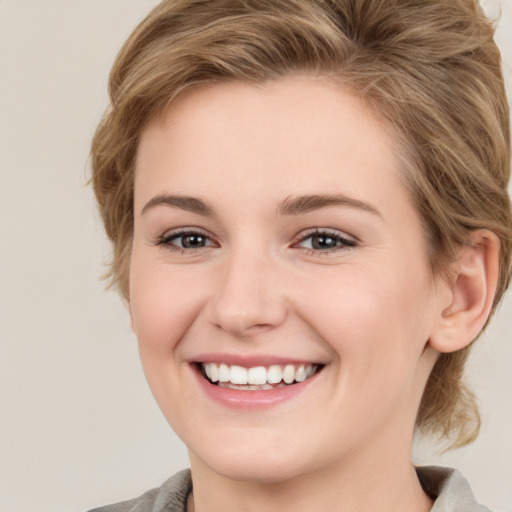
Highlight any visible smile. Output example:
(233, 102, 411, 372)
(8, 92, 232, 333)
(200, 362, 320, 390)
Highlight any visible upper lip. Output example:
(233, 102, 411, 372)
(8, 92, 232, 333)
(190, 353, 325, 367)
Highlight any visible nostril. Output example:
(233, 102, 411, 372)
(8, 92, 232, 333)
(212, 321, 275, 338)
(207, 267, 288, 336)
(248, 323, 274, 331)
(210, 308, 279, 336)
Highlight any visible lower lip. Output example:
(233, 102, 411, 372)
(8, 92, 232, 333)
(192, 364, 322, 410)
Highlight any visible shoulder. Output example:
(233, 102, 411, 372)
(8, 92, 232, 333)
(86, 469, 192, 512)
(416, 466, 492, 512)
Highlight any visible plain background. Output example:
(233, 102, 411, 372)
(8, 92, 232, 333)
(0, 1, 510, 511)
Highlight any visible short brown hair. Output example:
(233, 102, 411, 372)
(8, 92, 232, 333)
(91, 0, 512, 448)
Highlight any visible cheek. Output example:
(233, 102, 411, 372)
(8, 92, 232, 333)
(296, 261, 434, 369)
(129, 254, 204, 353)
(128, 255, 205, 424)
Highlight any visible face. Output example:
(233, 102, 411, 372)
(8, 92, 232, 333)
(130, 76, 444, 483)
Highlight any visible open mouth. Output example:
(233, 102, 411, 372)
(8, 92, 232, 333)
(198, 362, 323, 391)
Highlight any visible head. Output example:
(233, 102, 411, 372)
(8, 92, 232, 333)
(91, 0, 511, 450)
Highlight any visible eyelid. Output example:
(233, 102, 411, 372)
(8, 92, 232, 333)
(153, 226, 357, 255)
(156, 227, 218, 249)
(292, 228, 358, 252)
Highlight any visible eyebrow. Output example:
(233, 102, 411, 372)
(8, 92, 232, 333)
(278, 194, 382, 217)
(141, 193, 382, 218)
(141, 194, 213, 216)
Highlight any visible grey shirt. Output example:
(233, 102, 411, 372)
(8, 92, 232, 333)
(88, 466, 491, 512)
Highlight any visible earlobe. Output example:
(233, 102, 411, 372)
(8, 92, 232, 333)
(429, 230, 500, 353)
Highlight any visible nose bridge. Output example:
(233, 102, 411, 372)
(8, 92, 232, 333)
(208, 242, 286, 336)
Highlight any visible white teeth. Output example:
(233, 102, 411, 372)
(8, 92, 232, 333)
(283, 364, 295, 384)
(295, 365, 307, 382)
(210, 363, 219, 382)
(248, 366, 267, 385)
(201, 362, 319, 388)
(267, 365, 283, 384)
(218, 363, 230, 383)
(230, 365, 248, 385)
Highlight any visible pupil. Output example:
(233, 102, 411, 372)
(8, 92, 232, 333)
(312, 235, 337, 249)
(182, 234, 205, 248)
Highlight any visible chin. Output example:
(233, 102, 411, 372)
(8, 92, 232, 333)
(209, 459, 306, 484)
(189, 440, 316, 484)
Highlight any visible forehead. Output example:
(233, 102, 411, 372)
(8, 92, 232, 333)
(135, 75, 407, 217)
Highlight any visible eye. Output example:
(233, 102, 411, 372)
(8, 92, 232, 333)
(295, 230, 357, 252)
(158, 229, 216, 250)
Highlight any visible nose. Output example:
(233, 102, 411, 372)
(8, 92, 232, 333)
(207, 247, 287, 338)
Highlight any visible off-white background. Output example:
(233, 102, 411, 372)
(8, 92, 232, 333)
(0, 1, 510, 511)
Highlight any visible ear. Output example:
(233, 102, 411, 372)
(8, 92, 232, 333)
(429, 230, 500, 353)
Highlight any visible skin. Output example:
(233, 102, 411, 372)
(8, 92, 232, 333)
(128, 75, 496, 512)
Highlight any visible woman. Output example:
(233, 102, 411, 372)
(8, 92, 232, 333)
(89, 0, 512, 510)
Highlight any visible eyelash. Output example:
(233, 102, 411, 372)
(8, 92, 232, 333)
(293, 229, 357, 255)
(156, 229, 217, 253)
(156, 228, 357, 255)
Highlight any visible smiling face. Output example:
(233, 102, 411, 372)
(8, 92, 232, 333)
(130, 75, 445, 483)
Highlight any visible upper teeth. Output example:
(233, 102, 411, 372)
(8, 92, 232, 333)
(202, 363, 317, 386)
